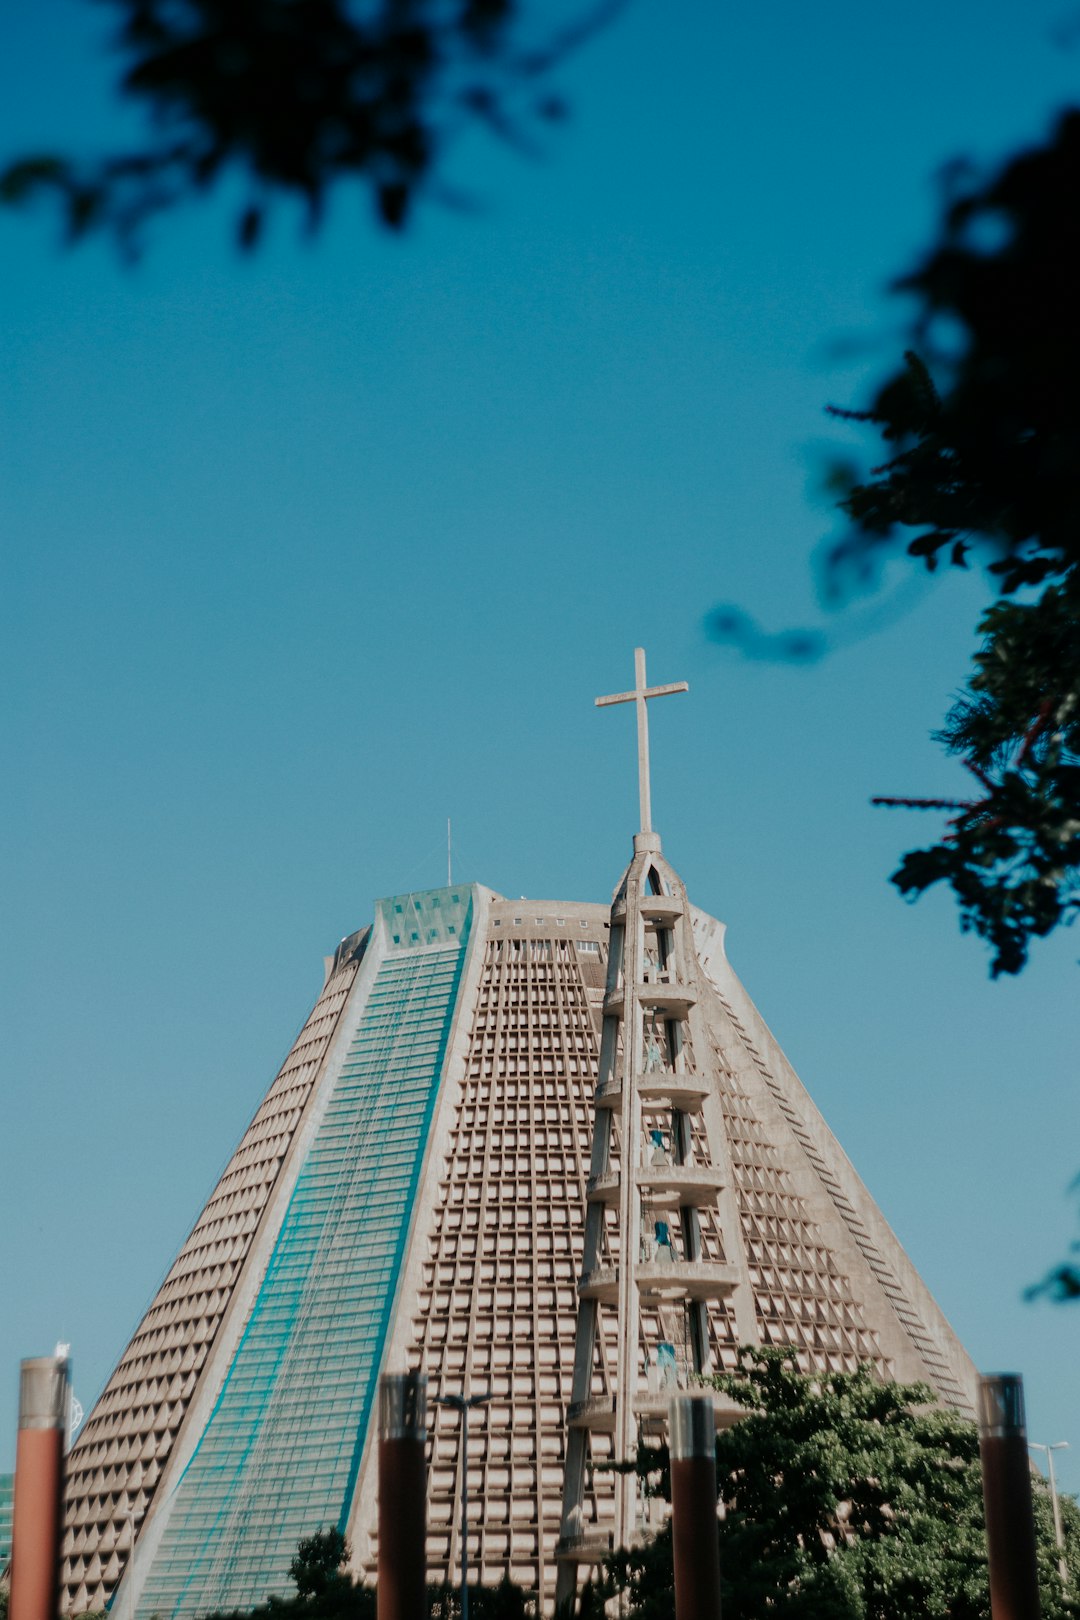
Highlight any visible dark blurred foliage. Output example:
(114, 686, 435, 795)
(199, 1530, 533, 1620)
(831, 108, 1080, 980)
(713, 109, 1080, 981)
(586, 1348, 1080, 1620)
(1029, 1176, 1080, 1303)
(816, 110, 1080, 1298)
(200, 1528, 375, 1620)
(0, 0, 617, 253)
(288, 1528, 351, 1600)
(882, 578, 1080, 979)
(429, 1577, 532, 1617)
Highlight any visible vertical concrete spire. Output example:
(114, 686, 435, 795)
(556, 656, 753, 1609)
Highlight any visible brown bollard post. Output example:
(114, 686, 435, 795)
(11, 1351, 71, 1620)
(978, 1374, 1042, 1620)
(670, 1394, 722, 1620)
(378, 1372, 427, 1620)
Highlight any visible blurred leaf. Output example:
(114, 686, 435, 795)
(0, 0, 618, 250)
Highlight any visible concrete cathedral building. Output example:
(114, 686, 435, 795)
(59, 654, 976, 1619)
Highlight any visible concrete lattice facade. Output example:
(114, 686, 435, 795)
(60, 873, 976, 1619)
(61, 943, 366, 1613)
(384, 903, 613, 1599)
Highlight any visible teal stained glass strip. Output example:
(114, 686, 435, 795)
(136, 890, 472, 1619)
(0, 1473, 12, 1567)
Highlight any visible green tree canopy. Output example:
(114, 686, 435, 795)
(289, 1528, 350, 1601)
(199, 1528, 375, 1620)
(589, 1348, 1080, 1620)
(195, 1529, 533, 1620)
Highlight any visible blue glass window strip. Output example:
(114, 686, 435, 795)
(0, 1473, 12, 1566)
(136, 893, 472, 1619)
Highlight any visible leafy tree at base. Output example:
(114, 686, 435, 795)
(197, 1528, 535, 1620)
(585, 1348, 1080, 1620)
(289, 1529, 350, 1601)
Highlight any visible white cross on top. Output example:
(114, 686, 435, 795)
(595, 648, 688, 834)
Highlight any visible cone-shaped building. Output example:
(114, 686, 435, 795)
(59, 656, 976, 1618)
(61, 881, 975, 1619)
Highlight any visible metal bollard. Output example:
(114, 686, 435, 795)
(669, 1394, 722, 1620)
(378, 1372, 428, 1620)
(11, 1352, 71, 1620)
(977, 1374, 1042, 1620)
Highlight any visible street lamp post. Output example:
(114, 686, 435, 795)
(433, 1392, 492, 1620)
(1029, 1440, 1070, 1587)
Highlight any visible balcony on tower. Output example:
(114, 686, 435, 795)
(554, 1533, 613, 1565)
(577, 1265, 620, 1304)
(638, 974, 695, 1013)
(634, 1258, 739, 1300)
(566, 1394, 617, 1431)
(577, 1258, 739, 1305)
(602, 975, 696, 1018)
(635, 1209, 739, 1300)
(611, 894, 684, 926)
(637, 1161, 725, 1205)
(566, 1389, 742, 1435)
(594, 1064, 709, 1112)
(585, 1169, 620, 1205)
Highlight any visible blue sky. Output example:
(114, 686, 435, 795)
(3, 1, 1079, 1490)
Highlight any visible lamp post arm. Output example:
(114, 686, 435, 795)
(1048, 1447, 1068, 1586)
(1030, 1439, 1070, 1588)
(461, 1404, 469, 1620)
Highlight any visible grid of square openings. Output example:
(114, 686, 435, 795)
(402, 931, 610, 1607)
(716, 1059, 886, 1374)
(60, 951, 364, 1617)
(136, 941, 468, 1620)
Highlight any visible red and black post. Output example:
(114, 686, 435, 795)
(10, 1352, 70, 1620)
(977, 1373, 1042, 1620)
(377, 1371, 427, 1620)
(669, 1394, 722, 1620)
